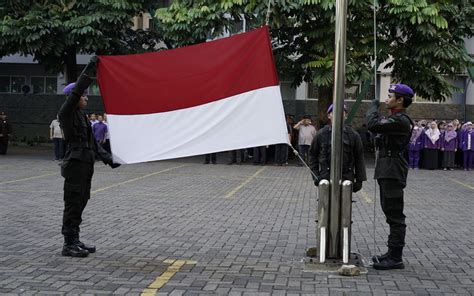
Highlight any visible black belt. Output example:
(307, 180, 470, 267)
(379, 150, 403, 158)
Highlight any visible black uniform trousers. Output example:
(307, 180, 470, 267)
(0, 137, 8, 154)
(61, 159, 94, 238)
(377, 179, 406, 248)
(229, 149, 245, 163)
(253, 146, 267, 164)
(204, 153, 217, 164)
(274, 144, 288, 164)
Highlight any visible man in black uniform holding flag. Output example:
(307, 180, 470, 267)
(58, 57, 120, 257)
(366, 84, 414, 270)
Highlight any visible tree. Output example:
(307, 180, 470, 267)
(155, 0, 473, 125)
(0, 0, 164, 82)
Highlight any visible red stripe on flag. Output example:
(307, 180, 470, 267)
(97, 27, 278, 115)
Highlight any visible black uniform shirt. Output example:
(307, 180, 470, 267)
(308, 125, 367, 183)
(0, 118, 12, 138)
(58, 93, 95, 164)
(367, 109, 412, 181)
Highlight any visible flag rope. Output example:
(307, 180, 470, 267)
(265, 0, 273, 26)
(288, 143, 318, 180)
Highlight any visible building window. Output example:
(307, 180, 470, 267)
(45, 77, 57, 93)
(0, 76, 26, 93)
(11, 76, 25, 93)
(31, 77, 57, 94)
(280, 81, 296, 100)
(0, 76, 10, 93)
(308, 82, 319, 99)
(345, 84, 359, 100)
(88, 81, 101, 95)
(308, 82, 373, 100)
(31, 77, 44, 93)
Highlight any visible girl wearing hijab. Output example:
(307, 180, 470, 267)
(437, 121, 446, 168)
(408, 121, 423, 169)
(441, 122, 458, 170)
(422, 121, 441, 170)
(459, 122, 474, 171)
(453, 119, 463, 167)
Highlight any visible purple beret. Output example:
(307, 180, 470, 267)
(63, 82, 88, 95)
(327, 103, 347, 114)
(389, 84, 414, 98)
(63, 82, 76, 95)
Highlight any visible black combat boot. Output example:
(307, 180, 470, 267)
(62, 237, 89, 257)
(372, 249, 391, 263)
(74, 235, 96, 253)
(373, 247, 404, 270)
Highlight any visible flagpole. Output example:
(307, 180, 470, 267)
(328, 0, 348, 259)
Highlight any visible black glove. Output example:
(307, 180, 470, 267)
(313, 176, 321, 187)
(73, 56, 98, 95)
(353, 181, 362, 193)
(371, 98, 380, 108)
(82, 55, 98, 78)
(109, 162, 121, 169)
(373, 134, 383, 149)
(367, 99, 380, 115)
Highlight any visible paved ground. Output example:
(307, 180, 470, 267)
(0, 146, 473, 295)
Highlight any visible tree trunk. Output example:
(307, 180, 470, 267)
(317, 86, 333, 129)
(64, 46, 77, 83)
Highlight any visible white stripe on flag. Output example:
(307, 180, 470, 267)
(108, 86, 288, 164)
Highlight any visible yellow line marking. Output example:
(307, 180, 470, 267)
(0, 189, 61, 193)
(359, 188, 373, 203)
(164, 172, 291, 181)
(257, 176, 294, 180)
(0, 172, 57, 185)
(224, 167, 266, 199)
(448, 178, 474, 190)
(141, 260, 196, 296)
(92, 164, 187, 194)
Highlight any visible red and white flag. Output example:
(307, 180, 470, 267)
(97, 27, 288, 164)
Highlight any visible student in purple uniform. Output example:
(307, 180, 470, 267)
(408, 121, 423, 169)
(437, 121, 446, 168)
(453, 119, 463, 167)
(422, 121, 441, 170)
(459, 122, 473, 171)
(92, 114, 108, 149)
(440, 122, 458, 170)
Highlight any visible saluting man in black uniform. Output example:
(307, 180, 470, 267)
(366, 84, 414, 270)
(58, 57, 120, 257)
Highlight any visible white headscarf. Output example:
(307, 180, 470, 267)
(425, 122, 440, 144)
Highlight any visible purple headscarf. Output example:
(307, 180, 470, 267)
(444, 123, 457, 142)
(410, 126, 423, 144)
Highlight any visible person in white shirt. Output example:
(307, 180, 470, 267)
(89, 113, 98, 126)
(50, 115, 65, 160)
(294, 115, 317, 161)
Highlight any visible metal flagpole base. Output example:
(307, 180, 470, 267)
(303, 253, 368, 274)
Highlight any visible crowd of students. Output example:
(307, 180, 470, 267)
(408, 119, 473, 171)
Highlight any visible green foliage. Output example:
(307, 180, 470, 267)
(155, 0, 473, 102)
(0, 0, 163, 79)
